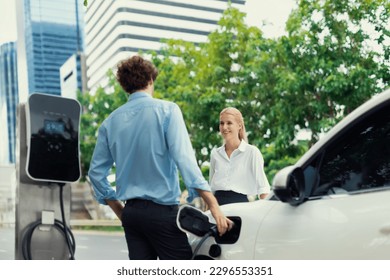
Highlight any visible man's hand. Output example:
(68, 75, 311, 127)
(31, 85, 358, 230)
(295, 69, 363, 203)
(209, 205, 234, 235)
(196, 190, 233, 236)
(105, 199, 124, 221)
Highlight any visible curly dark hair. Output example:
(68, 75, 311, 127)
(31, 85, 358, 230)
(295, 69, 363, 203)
(116, 55, 158, 94)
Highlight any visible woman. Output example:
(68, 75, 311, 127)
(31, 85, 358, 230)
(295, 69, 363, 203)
(209, 107, 270, 205)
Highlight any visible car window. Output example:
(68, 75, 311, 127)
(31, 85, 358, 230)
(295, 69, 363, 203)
(307, 103, 390, 197)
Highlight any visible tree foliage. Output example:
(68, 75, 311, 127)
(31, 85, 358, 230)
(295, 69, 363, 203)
(78, 1, 389, 184)
(151, 7, 276, 165)
(276, 0, 389, 145)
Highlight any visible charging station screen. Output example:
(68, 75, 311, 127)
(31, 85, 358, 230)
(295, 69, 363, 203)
(44, 120, 65, 135)
(26, 93, 82, 183)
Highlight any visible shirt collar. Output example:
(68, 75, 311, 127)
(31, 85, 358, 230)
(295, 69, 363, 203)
(217, 140, 248, 155)
(237, 140, 248, 151)
(129, 91, 152, 101)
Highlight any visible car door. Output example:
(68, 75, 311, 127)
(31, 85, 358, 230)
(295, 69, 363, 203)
(255, 97, 390, 259)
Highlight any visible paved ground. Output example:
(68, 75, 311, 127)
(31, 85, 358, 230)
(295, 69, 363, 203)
(0, 226, 128, 260)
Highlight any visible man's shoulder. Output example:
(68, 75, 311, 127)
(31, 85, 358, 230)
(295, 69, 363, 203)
(151, 98, 181, 115)
(103, 98, 179, 125)
(152, 98, 177, 108)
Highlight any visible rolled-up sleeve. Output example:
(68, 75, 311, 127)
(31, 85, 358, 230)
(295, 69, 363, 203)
(165, 104, 211, 202)
(88, 124, 117, 205)
(254, 149, 271, 194)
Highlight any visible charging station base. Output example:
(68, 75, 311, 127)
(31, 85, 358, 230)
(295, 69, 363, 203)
(15, 104, 72, 260)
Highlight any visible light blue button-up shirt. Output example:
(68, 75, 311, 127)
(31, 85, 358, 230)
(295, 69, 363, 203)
(88, 91, 210, 205)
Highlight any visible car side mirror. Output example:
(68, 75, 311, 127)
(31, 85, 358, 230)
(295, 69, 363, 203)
(272, 165, 305, 206)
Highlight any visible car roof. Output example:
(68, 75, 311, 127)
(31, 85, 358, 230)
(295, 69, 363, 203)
(296, 88, 390, 166)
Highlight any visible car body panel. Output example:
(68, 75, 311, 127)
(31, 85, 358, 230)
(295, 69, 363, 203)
(257, 188, 390, 259)
(187, 187, 390, 259)
(187, 200, 275, 259)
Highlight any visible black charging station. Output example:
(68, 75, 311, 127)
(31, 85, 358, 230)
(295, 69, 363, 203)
(25, 93, 81, 183)
(15, 93, 81, 260)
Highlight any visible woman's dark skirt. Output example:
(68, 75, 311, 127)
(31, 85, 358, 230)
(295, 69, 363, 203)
(214, 190, 249, 205)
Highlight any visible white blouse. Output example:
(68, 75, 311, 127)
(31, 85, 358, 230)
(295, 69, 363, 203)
(209, 140, 270, 196)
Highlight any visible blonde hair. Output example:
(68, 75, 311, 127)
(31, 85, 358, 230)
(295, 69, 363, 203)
(220, 107, 248, 143)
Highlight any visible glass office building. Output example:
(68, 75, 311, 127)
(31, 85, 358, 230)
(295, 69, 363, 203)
(0, 42, 19, 163)
(16, 0, 85, 101)
(85, 0, 246, 92)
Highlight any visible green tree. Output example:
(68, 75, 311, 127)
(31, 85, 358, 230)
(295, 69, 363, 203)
(77, 2, 389, 185)
(151, 7, 276, 165)
(270, 0, 389, 147)
(150, 6, 311, 182)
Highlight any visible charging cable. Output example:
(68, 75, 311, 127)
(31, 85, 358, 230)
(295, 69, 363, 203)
(191, 225, 218, 260)
(21, 183, 76, 260)
(58, 183, 76, 260)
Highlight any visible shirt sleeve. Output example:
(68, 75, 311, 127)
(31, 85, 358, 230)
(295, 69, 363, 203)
(165, 104, 211, 202)
(88, 124, 117, 205)
(209, 149, 216, 191)
(254, 147, 271, 194)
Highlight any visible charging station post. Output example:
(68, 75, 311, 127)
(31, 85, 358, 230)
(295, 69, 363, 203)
(15, 94, 81, 260)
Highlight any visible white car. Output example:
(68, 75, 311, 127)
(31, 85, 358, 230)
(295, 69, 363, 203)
(177, 88, 390, 260)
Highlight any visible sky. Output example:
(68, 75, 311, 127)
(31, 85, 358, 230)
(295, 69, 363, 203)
(0, 0, 296, 45)
(244, 0, 296, 37)
(0, 0, 17, 45)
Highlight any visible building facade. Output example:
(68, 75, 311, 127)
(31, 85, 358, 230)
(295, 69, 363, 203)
(16, 0, 85, 102)
(60, 52, 87, 100)
(0, 42, 18, 164)
(85, 0, 246, 92)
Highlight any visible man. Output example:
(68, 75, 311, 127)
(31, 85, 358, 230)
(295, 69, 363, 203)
(88, 55, 232, 260)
